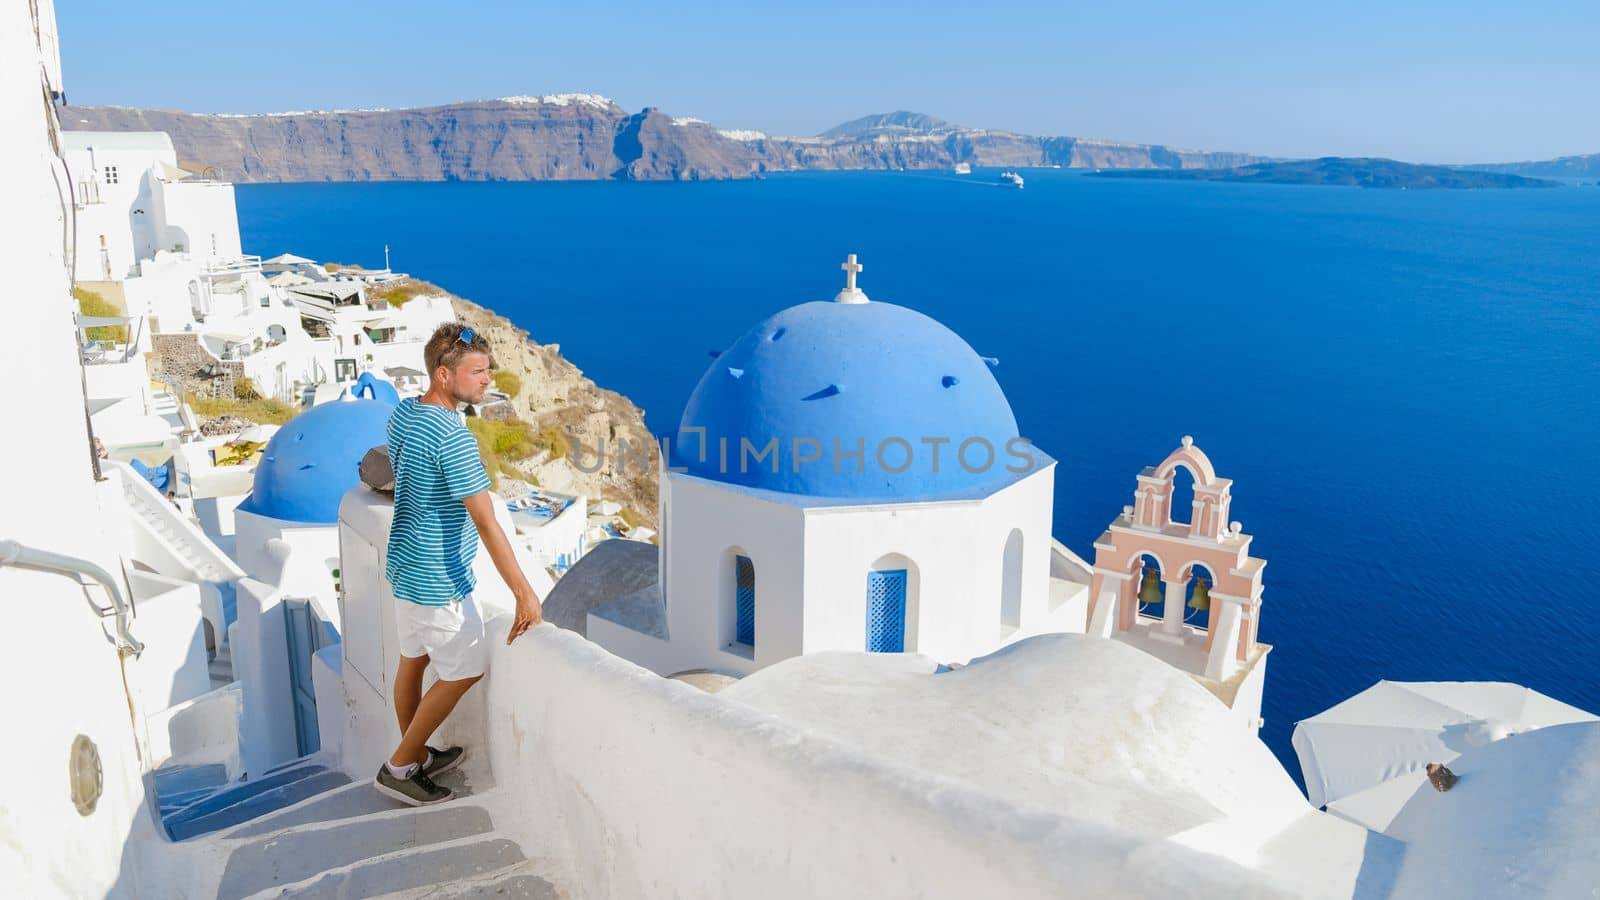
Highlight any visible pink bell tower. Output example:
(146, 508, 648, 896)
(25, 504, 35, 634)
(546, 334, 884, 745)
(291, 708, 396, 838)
(1087, 437, 1270, 729)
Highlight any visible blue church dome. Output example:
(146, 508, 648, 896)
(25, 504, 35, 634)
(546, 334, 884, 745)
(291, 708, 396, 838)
(238, 397, 396, 524)
(673, 299, 1027, 499)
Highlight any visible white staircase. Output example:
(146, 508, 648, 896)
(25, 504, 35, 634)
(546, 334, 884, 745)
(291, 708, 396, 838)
(151, 752, 563, 890)
(169, 761, 560, 899)
(150, 389, 188, 434)
(116, 460, 242, 586)
(112, 459, 244, 655)
(209, 641, 235, 688)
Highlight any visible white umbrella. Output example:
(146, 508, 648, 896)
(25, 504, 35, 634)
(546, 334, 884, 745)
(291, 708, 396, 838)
(235, 423, 280, 444)
(1383, 720, 1600, 899)
(262, 252, 316, 267)
(200, 327, 253, 344)
(1292, 681, 1596, 833)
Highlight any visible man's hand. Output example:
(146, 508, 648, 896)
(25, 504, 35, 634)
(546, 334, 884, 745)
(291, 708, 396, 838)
(508, 587, 543, 644)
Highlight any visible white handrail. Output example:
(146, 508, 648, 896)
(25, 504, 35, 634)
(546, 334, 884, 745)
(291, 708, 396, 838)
(0, 539, 143, 654)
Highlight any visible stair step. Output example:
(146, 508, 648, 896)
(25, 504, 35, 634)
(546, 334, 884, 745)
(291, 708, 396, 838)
(224, 781, 403, 840)
(262, 754, 323, 777)
(166, 765, 329, 825)
(218, 805, 496, 899)
(219, 762, 479, 841)
(168, 768, 349, 841)
(159, 786, 223, 814)
(382, 863, 561, 900)
(153, 762, 230, 799)
(282, 836, 525, 900)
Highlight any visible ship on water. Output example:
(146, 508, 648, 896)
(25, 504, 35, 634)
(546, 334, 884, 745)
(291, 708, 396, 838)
(998, 170, 1025, 188)
(953, 162, 972, 175)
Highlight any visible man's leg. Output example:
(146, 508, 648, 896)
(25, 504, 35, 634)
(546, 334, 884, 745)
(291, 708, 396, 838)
(394, 654, 429, 736)
(388, 675, 481, 769)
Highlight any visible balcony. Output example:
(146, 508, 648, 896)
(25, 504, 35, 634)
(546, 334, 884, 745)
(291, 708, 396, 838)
(202, 255, 263, 279)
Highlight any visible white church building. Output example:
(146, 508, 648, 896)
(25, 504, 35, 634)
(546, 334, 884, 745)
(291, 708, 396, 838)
(567, 257, 1094, 678)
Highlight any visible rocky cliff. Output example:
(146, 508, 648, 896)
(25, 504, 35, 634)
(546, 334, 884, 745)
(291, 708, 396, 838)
(60, 97, 1261, 182)
(449, 292, 659, 530)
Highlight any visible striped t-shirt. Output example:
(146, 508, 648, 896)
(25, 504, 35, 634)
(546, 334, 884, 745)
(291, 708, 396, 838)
(385, 397, 492, 605)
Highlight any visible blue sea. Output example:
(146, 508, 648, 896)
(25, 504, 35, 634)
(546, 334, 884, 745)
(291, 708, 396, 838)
(237, 170, 1600, 778)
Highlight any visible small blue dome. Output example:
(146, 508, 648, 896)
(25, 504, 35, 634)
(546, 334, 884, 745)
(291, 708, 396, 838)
(238, 398, 395, 524)
(673, 300, 1024, 499)
(352, 372, 400, 404)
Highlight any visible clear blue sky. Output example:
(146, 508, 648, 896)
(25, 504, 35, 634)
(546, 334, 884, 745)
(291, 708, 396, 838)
(57, 0, 1599, 164)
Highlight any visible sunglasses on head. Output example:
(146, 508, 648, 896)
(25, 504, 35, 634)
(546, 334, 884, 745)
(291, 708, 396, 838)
(457, 327, 476, 345)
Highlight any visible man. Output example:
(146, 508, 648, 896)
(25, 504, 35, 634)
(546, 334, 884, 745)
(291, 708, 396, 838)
(373, 323, 543, 806)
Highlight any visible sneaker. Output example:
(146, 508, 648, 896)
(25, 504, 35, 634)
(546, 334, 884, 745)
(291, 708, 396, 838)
(422, 745, 465, 778)
(373, 764, 453, 807)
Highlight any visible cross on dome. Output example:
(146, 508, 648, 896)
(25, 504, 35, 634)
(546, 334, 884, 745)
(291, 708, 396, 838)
(835, 253, 869, 304)
(842, 254, 863, 290)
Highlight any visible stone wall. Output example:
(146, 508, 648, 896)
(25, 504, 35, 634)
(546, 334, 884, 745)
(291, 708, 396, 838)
(150, 332, 242, 398)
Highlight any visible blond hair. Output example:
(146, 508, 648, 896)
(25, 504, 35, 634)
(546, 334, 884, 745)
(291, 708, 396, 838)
(423, 322, 493, 376)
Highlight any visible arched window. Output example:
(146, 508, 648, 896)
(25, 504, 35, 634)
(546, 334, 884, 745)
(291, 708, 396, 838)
(866, 568, 908, 653)
(1000, 529, 1024, 633)
(734, 555, 755, 647)
(1169, 464, 1197, 527)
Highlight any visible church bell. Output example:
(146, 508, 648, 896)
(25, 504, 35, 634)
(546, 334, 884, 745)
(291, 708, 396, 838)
(1137, 567, 1163, 605)
(1188, 577, 1211, 612)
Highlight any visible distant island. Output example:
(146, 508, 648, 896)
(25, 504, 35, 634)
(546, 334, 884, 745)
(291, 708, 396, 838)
(1090, 157, 1559, 189)
(1465, 151, 1600, 180)
(59, 101, 1261, 183)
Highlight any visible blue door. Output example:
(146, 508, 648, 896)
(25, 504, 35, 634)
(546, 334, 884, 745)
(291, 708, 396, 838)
(866, 569, 907, 653)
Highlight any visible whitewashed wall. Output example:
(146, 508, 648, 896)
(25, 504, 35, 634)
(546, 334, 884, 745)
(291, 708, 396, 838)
(635, 464, 1057, 676)
(234, 571, 301, 776)
(125, 570, 212, 709)
(125, 253, 203, 330)
(234, 509, 341, 591)
(800, 464, 1056, 663)
(651, 473, 807, 675)
(143, 681, 243, 777)
(1, 6, 167, 895)
(481, 624, 1275, 900)
(151, 178, 241, 262)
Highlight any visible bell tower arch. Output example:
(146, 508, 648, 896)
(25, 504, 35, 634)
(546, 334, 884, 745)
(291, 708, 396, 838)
(1087, 437, 1269, 730)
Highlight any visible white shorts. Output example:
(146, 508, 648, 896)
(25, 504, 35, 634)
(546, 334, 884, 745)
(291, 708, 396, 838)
(395, 595, 486, 681)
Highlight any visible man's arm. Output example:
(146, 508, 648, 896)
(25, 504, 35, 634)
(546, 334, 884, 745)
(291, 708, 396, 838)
(463, 491, 543, 643)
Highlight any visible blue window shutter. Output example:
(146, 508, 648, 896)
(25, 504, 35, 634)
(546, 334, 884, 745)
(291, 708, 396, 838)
(735, 555, 756, 646)
(866, 569, 907, 653)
